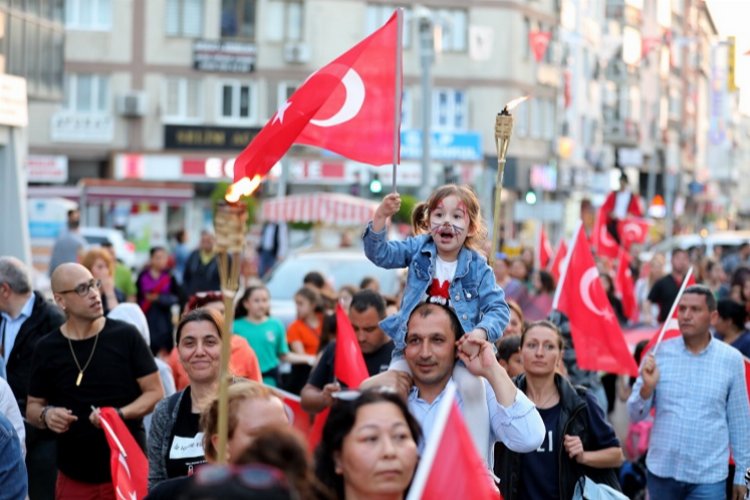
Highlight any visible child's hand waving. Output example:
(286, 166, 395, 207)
(457, 328, 488, 359)
(373, 192, 401, 231)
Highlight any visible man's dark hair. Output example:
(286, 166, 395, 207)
(717, 299, 747, 330)
(497, 335, 521, 362)
(683, 284, 717, 312)
(149, 246, 166, 257)
(408, 302, 464, 342)
(67, 209, 80, 230)
(672, 248, 689, 259)
(302, 271, 325, 289)
(350, 289, 386, 319)
(740, 242, 750, 251)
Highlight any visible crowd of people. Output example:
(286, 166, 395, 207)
(1, 183, 750, 499)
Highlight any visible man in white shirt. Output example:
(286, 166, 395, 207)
(363, 302, 544, 468)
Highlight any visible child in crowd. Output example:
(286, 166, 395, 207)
(363, 184, 509, 370)
(233, 286, 314, 387)
(497, 335, 524, 378)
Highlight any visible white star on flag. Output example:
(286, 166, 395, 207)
(273, 100, 293, 125)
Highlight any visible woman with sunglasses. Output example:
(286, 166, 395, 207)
(315, 389, 421, 500)
(494, 320, 625, 499)
(148, 308, 227, 489)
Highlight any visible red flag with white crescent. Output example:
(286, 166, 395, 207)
(550, 239, 568, 285)
(644, 270, 697, 353)
(554, 225, 638, 376)
(618, 217, 651, 250)
(406, 384, 500, 500)
(615, 250, 638, 322)
(592, 206, 620, 259)
(538, 226, 553, 270)
(234, 11, 400, 182)
(99, 407, 148, 500)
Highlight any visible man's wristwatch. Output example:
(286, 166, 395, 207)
(39, 406, 53, 428)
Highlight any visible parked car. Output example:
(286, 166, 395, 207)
(265, 249, 404, 326)
(639, 230, 750, 265)
(80, 227, 139, 270)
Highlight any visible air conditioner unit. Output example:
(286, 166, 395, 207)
(283, 42, 310, 64)
(117, 92, 148, 118)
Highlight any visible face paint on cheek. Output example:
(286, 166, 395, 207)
(451, 223, 465, 236)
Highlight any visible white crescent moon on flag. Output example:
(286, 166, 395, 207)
(310, 69, 365, 127)
(623, 222, 642, 240)
(601, 224, 617, 248)
(580, 267, 607, 316)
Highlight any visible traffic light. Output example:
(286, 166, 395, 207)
(525, 189, 537, 205)
(369, 174, 383, 194)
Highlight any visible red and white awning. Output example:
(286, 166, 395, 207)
(261, 193, 378, 225)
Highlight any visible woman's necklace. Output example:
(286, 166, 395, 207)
(529, 389, 559, 409)
(67, 331, 100, 387)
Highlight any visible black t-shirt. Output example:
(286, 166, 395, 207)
(307, 340, 394, 389)
(518, 403, 561, 499)
(28, 318, 158, 484)
(165, 387, 206, 479)
(647, 274, 681, 322)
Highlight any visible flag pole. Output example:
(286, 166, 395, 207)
(652, 265, 694, 355)
(392, 8, 403, 193)
(406, 383, 456, 500)
(551, 220, 582, 310)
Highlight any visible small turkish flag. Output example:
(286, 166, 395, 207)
(99, 407, 148, 500)
(272, 388, 312, 436)
(234, 11, 400, 182)
(528, 30, 552, 63)
(406, 384, 499, 500)
(618, 218, 651, 250)
(550, 239, 568, 285)
(307, 407, 330, 452)
(538, 225, 553, 270)
(555, 225, 638, 377)
(644, 268, 696, 353)
(334, 303, 370, 388)
(615, 250, 638, 322)
(592, 206, 620, 259)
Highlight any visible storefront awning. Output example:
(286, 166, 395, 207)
(28, 179, 194, 204)
(261, 193, 377, 226)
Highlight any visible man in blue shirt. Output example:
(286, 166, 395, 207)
(628, 285, 750, 500)
(0, 411, 28, 500)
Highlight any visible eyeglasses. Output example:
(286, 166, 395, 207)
(194, 464, 290, 491)
(58, 279, 102, 297)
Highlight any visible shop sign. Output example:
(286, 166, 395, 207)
(26, 155, 68, 183)
(193, 40, 257, 72)
(164, 124, 260, 151)
(51, 112, 114, 143)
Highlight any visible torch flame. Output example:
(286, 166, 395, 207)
(504, 95, 529, 112)
(225, 175, 262, 203)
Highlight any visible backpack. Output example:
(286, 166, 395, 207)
(624, 419, 653, 461)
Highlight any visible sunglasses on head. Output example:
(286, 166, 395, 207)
(194, 463, 290, 490)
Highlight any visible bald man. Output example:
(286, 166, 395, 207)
(26, 263, 163, 499)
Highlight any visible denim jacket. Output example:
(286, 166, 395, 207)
(363, 222, 509, 351)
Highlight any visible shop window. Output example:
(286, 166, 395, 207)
(221, 0, 256, 40)
(432, 89, 466, 131)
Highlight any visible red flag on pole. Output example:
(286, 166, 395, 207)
(644, 268, 696, 354)
(615, 250, 638, 322)
(272, 388, 312, 436)
(553, 224, 638, 377)
(744, 357, 750, 403)
(592, 206, 620, 259)
(99, 407, 148, 500)
(334, 303, 369, 388)
(233, 11, 400, 182)
(406, 384, 499, 500)
(538, 225, 553, 270)
(550, 239, 568, 285)
(618, 217, 651, 250)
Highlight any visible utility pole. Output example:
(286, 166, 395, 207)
(417, 8, 434, 199)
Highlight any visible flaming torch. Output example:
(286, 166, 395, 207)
(489, 96, 528, 267)
(214, 175, 260, 464)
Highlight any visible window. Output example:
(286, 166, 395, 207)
(277, 81, 298, 108)
(267, 0, 303, 42)
(64, 74, 109, 113)
(221, 0, 256, 40)
(432, 89, 466, 131)
(218, 81, 257, 122)
(366, 4, 411, 48)
(435, 8, 467, 52)
(164, 78, 202, 122)
(66, 0, 111, 30)
(166, 0, 203, 37)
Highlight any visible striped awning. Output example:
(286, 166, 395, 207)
(261, 193, 378, 225)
